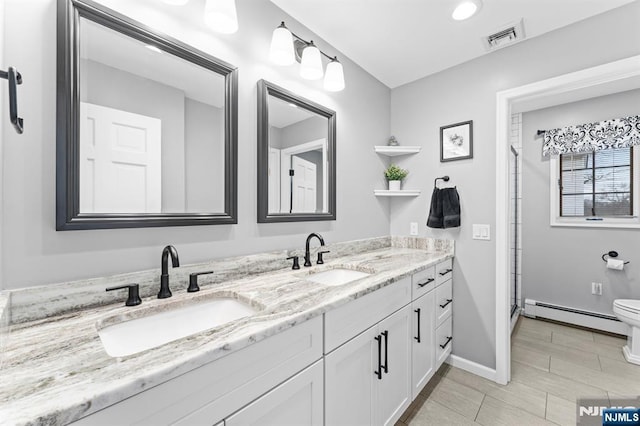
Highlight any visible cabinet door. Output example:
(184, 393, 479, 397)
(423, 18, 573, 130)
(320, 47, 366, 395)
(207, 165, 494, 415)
(325, 325, 379, 426)
(377, 305, 412, 426)
(225, 360, 323, 426)
(411, 291, 435, 400)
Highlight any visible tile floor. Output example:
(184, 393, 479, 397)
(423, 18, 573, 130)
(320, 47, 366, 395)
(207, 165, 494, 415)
(396, 316, 640, 425)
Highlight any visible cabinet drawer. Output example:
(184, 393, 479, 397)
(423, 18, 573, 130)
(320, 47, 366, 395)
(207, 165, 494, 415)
(412, 266, 435, 300)
(435, 317, 453, 369)
(324, 277, 411, 354)
(435, 279, 453, 326)
(435, 258, 453, 286)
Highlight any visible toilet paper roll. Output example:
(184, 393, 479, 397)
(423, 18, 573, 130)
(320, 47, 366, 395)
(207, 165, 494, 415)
(607, 258, 625, 270)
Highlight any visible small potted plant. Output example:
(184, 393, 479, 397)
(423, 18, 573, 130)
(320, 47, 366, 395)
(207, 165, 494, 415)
(384, 164, 409, 191)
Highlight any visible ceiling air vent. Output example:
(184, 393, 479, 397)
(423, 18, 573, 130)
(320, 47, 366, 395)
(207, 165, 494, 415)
(482, 19, 525, 51)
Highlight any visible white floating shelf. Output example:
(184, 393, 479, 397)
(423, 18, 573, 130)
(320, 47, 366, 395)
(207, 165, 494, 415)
(374, 146, 421, 157)
(374, 189, 421, 197)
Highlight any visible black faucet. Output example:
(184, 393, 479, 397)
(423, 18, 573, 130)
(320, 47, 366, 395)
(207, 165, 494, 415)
(304, 233, 325, 267)
(158, 245, 180, 299)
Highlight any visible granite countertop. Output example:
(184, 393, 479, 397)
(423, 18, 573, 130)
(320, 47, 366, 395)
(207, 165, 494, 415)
(0, 246, 452, 425)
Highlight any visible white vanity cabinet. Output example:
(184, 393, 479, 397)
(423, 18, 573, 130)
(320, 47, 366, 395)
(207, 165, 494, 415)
(225, 360, 324, 426)
(325, 304, 412, 426)
(434, 258, 454, 369)
(72, 316, 323, 426)
(410, 289, 435, 399)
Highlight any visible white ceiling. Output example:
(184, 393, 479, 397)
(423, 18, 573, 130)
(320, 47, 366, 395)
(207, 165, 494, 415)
(270, 0, 636, 88)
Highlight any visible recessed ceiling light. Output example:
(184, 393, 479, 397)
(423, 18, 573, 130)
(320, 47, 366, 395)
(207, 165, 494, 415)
(452, 0, 482, 21)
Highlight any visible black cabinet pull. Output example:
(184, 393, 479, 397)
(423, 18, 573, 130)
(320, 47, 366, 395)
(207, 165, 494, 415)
(414, 309, 421, 343)
(439, 336, 453, 349)
(374, 334, 382, 380)
(439, 268, 453, 276)
(417, 278, 434, 287)
(381, 330, 389, 374)
(439, 298, 453, 309)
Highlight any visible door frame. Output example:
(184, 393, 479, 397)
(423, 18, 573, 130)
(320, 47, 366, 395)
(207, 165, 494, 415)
(494, 54, 640, 385)
(280, 138, 328, 213)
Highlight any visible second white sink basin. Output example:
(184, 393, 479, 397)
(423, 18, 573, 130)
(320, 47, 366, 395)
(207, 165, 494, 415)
(98, 298, 257, 357)
(306, 268, 370, 286)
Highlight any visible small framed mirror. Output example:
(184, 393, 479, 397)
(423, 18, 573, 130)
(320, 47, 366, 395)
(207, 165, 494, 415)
(56, 0, 238, 230)
(257, 80, 336, 223)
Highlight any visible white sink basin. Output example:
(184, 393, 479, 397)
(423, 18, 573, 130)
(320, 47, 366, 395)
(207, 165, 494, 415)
(98, 298, 257, 357)
(306, 268, 370, 286)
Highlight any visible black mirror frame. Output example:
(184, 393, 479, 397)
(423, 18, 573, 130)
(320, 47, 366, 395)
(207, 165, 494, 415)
(56, 0, 238, 230)
(257, 80, 337, 223)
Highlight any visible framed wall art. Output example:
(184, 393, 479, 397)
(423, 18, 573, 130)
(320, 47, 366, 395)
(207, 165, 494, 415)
(440, 120, 473, 162)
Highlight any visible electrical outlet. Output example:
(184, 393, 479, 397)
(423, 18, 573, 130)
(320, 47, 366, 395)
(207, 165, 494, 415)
(591, 282, 603, 296)
(410, 222, 418, 236)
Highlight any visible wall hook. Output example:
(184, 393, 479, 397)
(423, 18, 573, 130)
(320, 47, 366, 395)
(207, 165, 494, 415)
(0, 66, 24, 134)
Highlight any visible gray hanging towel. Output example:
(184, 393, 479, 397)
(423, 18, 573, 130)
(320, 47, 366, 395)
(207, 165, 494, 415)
(427, 188, 443, 228)
(442, 187, 460, 228)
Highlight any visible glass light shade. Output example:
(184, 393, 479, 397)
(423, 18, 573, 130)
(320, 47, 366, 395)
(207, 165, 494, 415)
(452, 1, 480, 20)
(324, 59, 345, 92)
(163, 0, 189, 5)
(204, 0, 238, 34)
(269, 25, 295, 66)
(299, 43, 323, 80)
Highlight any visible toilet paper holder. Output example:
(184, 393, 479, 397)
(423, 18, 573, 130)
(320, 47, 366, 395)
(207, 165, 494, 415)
(601, 251, 630, 264)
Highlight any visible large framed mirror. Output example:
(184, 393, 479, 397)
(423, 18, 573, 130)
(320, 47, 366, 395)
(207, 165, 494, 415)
(257, 80, 336, 223)
(56, 0, 238, 230)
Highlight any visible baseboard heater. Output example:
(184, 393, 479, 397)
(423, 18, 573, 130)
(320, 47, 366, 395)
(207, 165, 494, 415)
(524, 299, 628, 335)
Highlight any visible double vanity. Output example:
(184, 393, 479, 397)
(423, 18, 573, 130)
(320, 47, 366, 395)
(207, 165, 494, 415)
(0, 237, 454, 426)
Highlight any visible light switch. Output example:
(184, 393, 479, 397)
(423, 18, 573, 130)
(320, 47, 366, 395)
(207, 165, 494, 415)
(473, 224, 491, 240)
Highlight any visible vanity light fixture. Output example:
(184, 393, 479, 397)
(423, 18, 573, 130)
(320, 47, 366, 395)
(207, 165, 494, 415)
(204, 0, 238, 34)
(268, 21, 345, 92)
(452, 0, 482, 21)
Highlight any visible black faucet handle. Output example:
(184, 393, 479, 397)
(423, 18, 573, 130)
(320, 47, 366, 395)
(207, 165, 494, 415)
(286, 256, 300, 270)
(188, 270, 214, 293)
(317, 250, 330, 265)
(106, 284, 142, 307)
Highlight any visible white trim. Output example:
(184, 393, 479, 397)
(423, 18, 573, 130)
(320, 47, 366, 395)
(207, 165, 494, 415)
(280, 138, 328, 213)
(510, 309, 520, 334)
(549, 148, 640, 228)
(446, 355, 497, 382)
(495, 55, 640, 386)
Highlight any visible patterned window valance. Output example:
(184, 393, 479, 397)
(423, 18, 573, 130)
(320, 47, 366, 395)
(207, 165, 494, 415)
(542, 115, 640, 156)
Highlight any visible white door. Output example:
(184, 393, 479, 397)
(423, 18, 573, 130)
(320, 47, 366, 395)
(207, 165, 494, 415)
(378, 305, 412, 426)
(325, 325, 378, 426)
(291, 155, 317, 213)
(225, 361, 324, 426)
(411, 291, 436, 400)
(268, 147, 281, 213)
(79, 102, 162, 213)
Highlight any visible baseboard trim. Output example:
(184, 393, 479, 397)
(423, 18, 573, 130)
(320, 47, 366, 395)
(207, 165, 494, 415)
(446, 354, 497, 382)
(524, 298, 628, 335)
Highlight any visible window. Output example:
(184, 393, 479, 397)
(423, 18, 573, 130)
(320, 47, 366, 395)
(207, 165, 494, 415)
(560, 148, 632, 217)
(550, 147, 639, 228)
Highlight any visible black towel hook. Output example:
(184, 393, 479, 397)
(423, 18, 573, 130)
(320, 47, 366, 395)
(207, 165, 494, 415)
(0, 66, 24, 134)
(434, 176, 450, 188)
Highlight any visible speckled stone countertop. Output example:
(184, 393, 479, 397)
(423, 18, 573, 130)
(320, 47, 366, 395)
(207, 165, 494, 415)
(0, 239, 452, 426)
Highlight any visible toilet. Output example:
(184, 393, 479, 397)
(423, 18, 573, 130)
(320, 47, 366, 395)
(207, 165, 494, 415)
(613, 299, 640, 365)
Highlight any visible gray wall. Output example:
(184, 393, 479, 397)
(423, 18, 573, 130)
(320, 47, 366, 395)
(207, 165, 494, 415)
(81, 59, 186, 211)
(522, 89, 640, 315)
(390, 2, 640, 368)
(185, 98, 225, 213)
(0, 0, 391, 289)
(280, 115, 327, 149)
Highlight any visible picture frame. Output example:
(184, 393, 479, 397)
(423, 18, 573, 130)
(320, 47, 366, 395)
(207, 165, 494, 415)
(440, 120, 473, 162)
